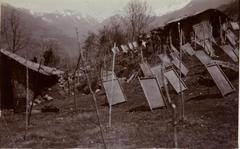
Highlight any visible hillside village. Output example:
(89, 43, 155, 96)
(0, 0, 239, 148)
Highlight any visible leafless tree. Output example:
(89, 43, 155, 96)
(2, 5, 29, 53)
(109, 22, 126, 45)
(123, 0, 154, 40)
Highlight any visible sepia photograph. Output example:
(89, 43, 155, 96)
(0, 0, 239, 148)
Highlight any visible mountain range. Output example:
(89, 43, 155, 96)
(1, 0, 238, 65)
(32, 10, 99, 39)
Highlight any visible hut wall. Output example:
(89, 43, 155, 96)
(0, 55, 14, 109)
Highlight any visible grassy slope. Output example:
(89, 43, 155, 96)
(0, 68, 238, 148)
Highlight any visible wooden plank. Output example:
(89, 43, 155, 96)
(221, 45, 238, 62)
(111, 46, 120, 53)
(193, 21, 216, 56)
(197, 40, 215, 57)
(211, 60, 239, 72)
(132, 41, 138, 48)
(193, 23, 205, 40)
(227, 30, 237, 41)
(103, 79, 126, 106)
(195, 50, 212, 65)
(170, 44, 180, 56)
(158, 54, 172, 67)
(170, 53, 189, 76)
(171, 60, 189, 76)
(226, 33, 237, 46)
(164, 68, 187, 93)
(233, 48, 239, 57)
(193, 21, 213, 41)
(150, 64, 168, 88)
(226, 30, 237, 46)
(139, 63, 153, 77)
(139, 78, 166, 110)
(205, 40, 216, 56)
(230, 22, 240, 30)
(120, 45, 128, 53)
(206, 63, 235, 96)
(101, 70, 116, 82)
(181, 43, 195, 56)
(128, 43, 134, 50)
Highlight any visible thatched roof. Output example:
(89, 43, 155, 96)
(0, 49, 64, 76)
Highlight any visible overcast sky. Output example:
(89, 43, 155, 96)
(2, 0, 191, 21)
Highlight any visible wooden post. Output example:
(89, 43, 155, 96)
(161, 65, 178, 147)
(72, 39, 85, 112)
(73, 76, 77, 111)
(219, 16, 224, 45)
(109, 43, 117, 128)
(194, 32, 197, 51)
(141, 40, 146, 63)
(0, 54, 1, 118)
(66, 72, 70, 95)
(24, 50, 29, 140)
(0, 4, 2, 118)
(28, 60, 42, 125)
(0, 51, 2, 118)
(178, 22, 185, 121)
(76, 28, 107, 149)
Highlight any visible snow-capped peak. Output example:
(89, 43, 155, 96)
(55, 9, 75, 17)
(41, 17, 53, 23)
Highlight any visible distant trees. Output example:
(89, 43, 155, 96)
(2, 5, 29, 53)
(83, 32, 99, 62)
(78, 0, 154, 72)
(74, 22, 126, 77)
(42, 39, 60, 67)
(82, 22, 126, 59)
(110, 22, 126, 46)
(123, 0, 153, 40)
(43, 49, 53, 66)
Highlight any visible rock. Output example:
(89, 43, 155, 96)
(95, 89, 101, 93)
(32, 110, 41, 114)
(35, 99, 41, 104)
(41, 105, 59, 113)
(44, 94, 54, 101)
